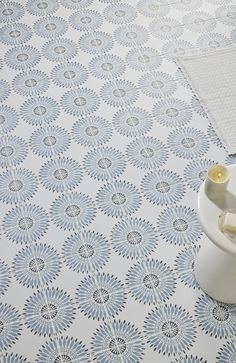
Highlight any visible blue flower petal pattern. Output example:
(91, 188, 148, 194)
(30, 126, 70, 158)
(36, 336, 90, 363)
(0, 135, 28, 168)
(226, 154, 236, 166)
(0, 2, 24, 23)
(89, 54, 125, 80)
(42, 38, 77, 62)
(194, 294, 236, 338)
(0, 80, 10, 102)
(111, 217, 158, 259)
(162, 39, 195, 60)
(5, 45, 40, 70)
(21, 97, 60, 126)
(13, 244, 61, 288)
(197, 33, 231, 51)
(126, 47, 162, 71)
(216, 5, 236, 26)
(167, 127, 209, 159)
(69, 10, 102, 31)
(72, 116, 112, 147)
(174, 246, 200, 289)
(0, 105, 18, 134)
(3, 204, 49, 243)
(0, 168, 38, 204)
(61, 88, 99, 116)
(79, 31, 113, 54)
(126, 137, 168, 170)
(0, 23, 32, 45)
(172, 0, 202, 11)
(141, 170, 185, 206)
(51, 192, 96, 230)
(62, 230, 110, 273)
(83, 147, 126, 181)
(0, 260, 11, 296)
(150, 18, 183, 39)
(40, 157, 83, 192)
(183, 11, 216, 33)
(137, 0, 170, 17)
(1, 353, 30, 363)
(191, 96, 207, 117)
(97, 180, 141, 218)
(91, 320, 145, 363)
(60, 0, 93, 9)
(139, 71, 176, 98)
(0, 303, 22, 351)
(184, 159, 215, 192)
(172, 355, 207, 363)
(104, 3, 137, 24)
(26, 0, 59, 16)
(207, 124, 223, 147)
(153, 98, 192, 127)
(114, 24, 149, 46)
(216, 341, 236, 363)
(51, 62, 88, 88)
(113, 107, 152, 137)
(126, 259, 176, 304)
(13, 70, 49, 96)
(24, 287, 75, 336)
(33, 16, 68, 38)
(101, 80, 139, 107)
(157, 206, 202, 245)
(76, 273, 126, 320)
(144, 304, 196, 356)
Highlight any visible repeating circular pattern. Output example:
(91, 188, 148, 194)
(197, 33, 232, 51)
(114, 24, 149, 47)
(137, 0, 170, 18)
(195, 294, 236, 338)
(171, 0, 202, 11)
(89, 54, 125, 80)
(0, 23, 32, 45)
(26, 0, 59, 16)
(141, 170, 185, 206)
(101, 79, 139, 107)
(40, 157, 83, 192)
(13, 244, 61, 288)
(30, 126, 70, 158)
(97, 180, 141, 218)
(51, 62, 88, 88)
(0, 260, 11, 296)
(62, 230, 110, 273)
(144, 304, 196, 356)
(126, 47, 162, 71)
(172, 355, 207, 363)
(153, 98, 192, 127)
(79, 31, 113, 54)
(174, 246, 200, 289)
(0, 105, 18, 134)
(150, 18, 183, 40)
(33, 16, 68, 38)
(50, 192, 96, 230)
(84, 147, 126, 181)
(207, 124, 223, 147)
(76, 273, 126, 320)
(72, 116, 112, 147)
(126, 259, 176, 304)
(104, 3, 137, 24)
(111, 217, 158, 259)
(4, 45, 40, 70)
(0, 168, 38, 204)
(24, 287, 75, 336)
(184, 159, 215, 191)
(21, 97, 60, 126)
(216, 341, 236, 363)
(183, 11, 216, 33)
(0, 80, 10, 102)
(13, 70, 49, 96)
(215, 6, 236, 26)
(42, 38, 78, 61)
(36, 336, 90, 363)
(0, 303, 22, 351)
(113, 107, 153, 137)
(3, 204, 49, 243)
(157, 206, 202, 245)
(1, 353, 30, 363)
(0, 2, 24, 23)
(91, 320, 145, 363)
(69, 10, 103, 31)
(162, 39, 195, 59)
(139, 71, 177, 98)
(0, 135, 28, 168)
(191, 96, 207, 117)
(61, 88, 100, 116)
(126, 137, 168, 170)
(167, 127, 209, 159)
(60, 0, 93, 9)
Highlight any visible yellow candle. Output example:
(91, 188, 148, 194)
(205, 164, 230, 200)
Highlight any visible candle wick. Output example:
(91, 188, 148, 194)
(218, 173, 222, 178)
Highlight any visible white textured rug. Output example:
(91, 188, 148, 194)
(178, 47, 236, 155)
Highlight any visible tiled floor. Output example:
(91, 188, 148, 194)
(0, 0, 236, 362)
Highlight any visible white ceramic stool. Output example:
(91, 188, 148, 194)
(194, 164, 236, 304)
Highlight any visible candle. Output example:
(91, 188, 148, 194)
(204, 164, 230, 200)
